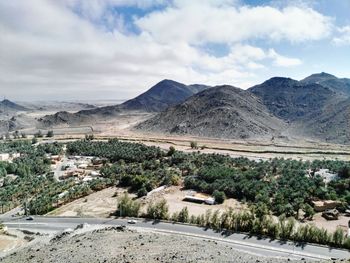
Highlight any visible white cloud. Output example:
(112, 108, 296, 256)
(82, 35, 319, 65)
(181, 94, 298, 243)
(0, 0, 327, 100)
(333, 26, 350, 46)
(136, 3, 332, 44)
(267, 49, 302, 67)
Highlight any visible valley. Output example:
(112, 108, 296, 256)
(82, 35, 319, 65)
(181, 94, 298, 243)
(2, 73, 350, 261)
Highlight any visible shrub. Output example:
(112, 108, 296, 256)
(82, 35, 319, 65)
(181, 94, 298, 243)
(213, 190, 226, 204)
(146, 199, 169, 220)
(178, 207, 189, 223)
(117, 193, 140, 217)
(190, 141, 197, 149)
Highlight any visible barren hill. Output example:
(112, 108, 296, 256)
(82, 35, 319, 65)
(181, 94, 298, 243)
(295, 97, 350, 143)
(248, 77, 337, 122)
(301, 72, 350, 96)
(122, 79, 209, 112)
(38, 80, 209, 127)
(137, 85, 286, 140)
(0, 99, 28, 114)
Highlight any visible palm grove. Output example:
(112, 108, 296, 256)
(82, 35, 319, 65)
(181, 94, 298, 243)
(1, 139, 350, 247)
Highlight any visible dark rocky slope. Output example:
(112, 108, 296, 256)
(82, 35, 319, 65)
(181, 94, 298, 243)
(137, 85, 285, 140)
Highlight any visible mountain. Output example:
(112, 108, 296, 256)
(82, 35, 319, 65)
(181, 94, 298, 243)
(295, 97, 350, 143)
(301, 72, 350, 96)
(248, 77, 337, 121)
(39, 80, 209, 126)
(38, 105, 122, 127)
(136, 85, 285, 140)
(121, 80, 210, 112)
(0, 99, 28, 113)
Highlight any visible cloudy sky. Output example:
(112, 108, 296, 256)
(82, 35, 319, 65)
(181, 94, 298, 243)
(1, 0, 350, 101)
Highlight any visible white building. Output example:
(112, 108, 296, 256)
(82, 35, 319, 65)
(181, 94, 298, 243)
(0, 153, 10, 161)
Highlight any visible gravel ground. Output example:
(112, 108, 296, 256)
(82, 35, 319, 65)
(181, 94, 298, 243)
(0, 226, 336, 263)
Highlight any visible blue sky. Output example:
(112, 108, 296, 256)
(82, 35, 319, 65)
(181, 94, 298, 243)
(0, 0, 349, 100)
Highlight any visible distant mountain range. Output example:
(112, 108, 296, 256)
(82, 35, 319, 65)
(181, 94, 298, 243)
(38, 80, 210, 126)
(137, 72, 350, 143)
(39, 72, 350, 144)
(0, 99, 28, 113)
(0, 99, 30, 135)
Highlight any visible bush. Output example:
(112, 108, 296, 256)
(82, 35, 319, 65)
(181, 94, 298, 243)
(178, 207, 189, 223)
(34, 130, 43, 138)
(31, 137, 38, 144)
(213, 190, 226, 204)
(303, 204, 315, 220)
(146, 199, 169, 220)
(46, 130, 54, 137)
(190, 141, 197, 149)
(117, 193, 140, 217)
(332, 227, 345, 247)
(167, 146, 176, 156)
(137, 187, 148, 198)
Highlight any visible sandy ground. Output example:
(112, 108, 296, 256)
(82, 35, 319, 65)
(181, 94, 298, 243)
(0, 235, 26, 255)
(311, 213, 350, 233)
(47, 187, 129, 217)
(49, 186, 244, 219)
(0, 226, 326, 263)
(0, 229, 30, 258)
(141, 186, 245, 216)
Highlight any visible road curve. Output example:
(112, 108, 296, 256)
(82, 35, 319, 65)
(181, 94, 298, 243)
(3, 216, 350, 260)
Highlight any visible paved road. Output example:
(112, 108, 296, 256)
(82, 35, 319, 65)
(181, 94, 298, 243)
(3, 216, 350, 260)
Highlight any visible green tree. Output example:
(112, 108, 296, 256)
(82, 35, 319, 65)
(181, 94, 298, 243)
(34, 130, 43, 138)
(303, 204, 315, 220)
(167, 146, 176, 156)
(213, 190, 226, 204)
(254, 202, 269, 219)
(85, 134, 94, 141)
(46, 130, 54, 137)
(333, 227, 345, 247)
(178, 206, 189, 223)
(146, 199, 169, 220)
(31, 137, 38, 144)
(190, 141, 197, 149)
(137, 187, 148, 198)
(117, 193, 140, 217)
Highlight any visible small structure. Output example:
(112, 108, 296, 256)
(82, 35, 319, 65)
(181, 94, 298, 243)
(184, 193, 215, 205)
(147, 186, 166, 197)
(312, 200, 341, 212)
(82, 176, 93, 182)
(58, 191, 68, 199)
(0, 153, 10, 161)
(322, 209, 340, 220)
(89, 171, 100, 177)
(315, 169, 338, 185)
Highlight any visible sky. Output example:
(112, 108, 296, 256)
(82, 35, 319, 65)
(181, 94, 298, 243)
(0, 0, 350, 101)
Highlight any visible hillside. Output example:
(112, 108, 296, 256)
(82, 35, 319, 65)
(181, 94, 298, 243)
(122, 79, 209, 112)
(137, 85, 286, 140)
(295, 97, 350, 143)
(0, 226, 318, 263)
(38, 105, 122, 127)
(301, 72, 350, 96)
(248, 77, 337, 122)
(38, 80, 208, 126)
(0, 99, 28, 113)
